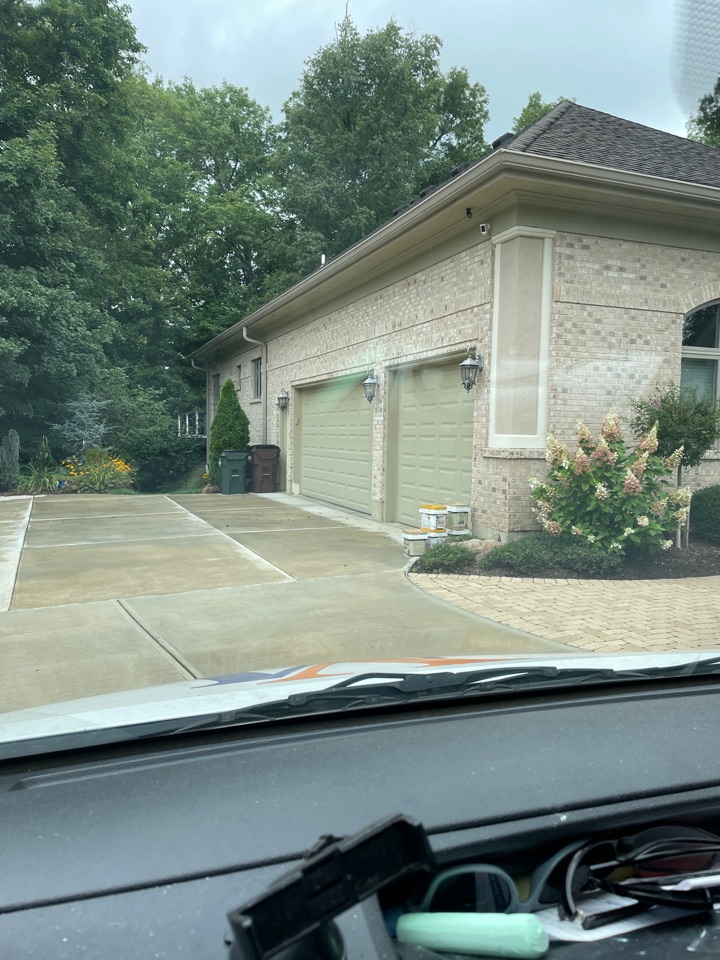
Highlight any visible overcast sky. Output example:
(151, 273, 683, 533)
(126, 0, 709, 142)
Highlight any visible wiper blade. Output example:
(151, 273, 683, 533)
(164, 657, 720, 739)
(283, 656, 720, 709)
(6, 657, 720, 759)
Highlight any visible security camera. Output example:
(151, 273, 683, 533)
(479, 223, 491, 236)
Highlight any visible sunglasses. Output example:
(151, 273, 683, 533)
(560, 825, 720, 921)
(418, 839, 587, 915)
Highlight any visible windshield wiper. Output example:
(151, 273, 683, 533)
(153, 656, 720, 739)
(281, 657, 720, 710)
(5, 657, 720, 760)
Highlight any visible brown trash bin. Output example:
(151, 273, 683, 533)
(248, 445, 281, 493)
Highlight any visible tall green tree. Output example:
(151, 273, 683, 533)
(209, 379, 250, 482)
(276, 15, 490, 257)
(512, 92, 570, 132)
(0, 126, 112, 434)
(687, 76, 720, 146)
(0, 0, 143, 443)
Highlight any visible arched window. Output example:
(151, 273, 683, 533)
(681, 302, 720, 400)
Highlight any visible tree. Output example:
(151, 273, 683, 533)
(0, 0, 144, 444)
(0, 126, 113, 437)
(512, 92, 570, 132)
(687, 76, 720, 146)
(0, 0, 144, 222)
(277, 15, 490, 257)
(208, 379, 250, 483)
(50, 393, 110, 455)
(0, 429, 20, 488)
(629, 383, 720, 486)
(630, 383, 720, 547)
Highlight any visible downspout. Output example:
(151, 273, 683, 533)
(242, 327, 268, 443)
(190, 358, 210, 470)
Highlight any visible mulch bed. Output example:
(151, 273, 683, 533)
(616, 538, 720, 579)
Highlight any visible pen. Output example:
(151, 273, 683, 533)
(580, 902, 647, 930)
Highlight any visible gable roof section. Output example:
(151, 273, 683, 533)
(506, 100, 720, 188)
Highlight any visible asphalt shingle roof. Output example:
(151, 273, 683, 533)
(504, 100, 720, 189)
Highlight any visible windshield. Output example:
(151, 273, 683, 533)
(2, 0, 720, 753)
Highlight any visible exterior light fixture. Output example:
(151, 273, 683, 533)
(277, 388, 289, 411)
(363, 371, 379, 403)
(459, 348, 484, 392)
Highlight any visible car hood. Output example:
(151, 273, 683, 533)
(2, 651, 719, 759)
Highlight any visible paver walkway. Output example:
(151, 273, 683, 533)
(409, 572, 720, 652)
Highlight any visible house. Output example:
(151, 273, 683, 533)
(189, 101, 720, 539)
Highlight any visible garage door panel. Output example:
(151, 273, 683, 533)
(395, 363, 473, 526)
(300, 381, 372, 514)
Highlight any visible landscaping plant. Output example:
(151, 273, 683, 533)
(412, 541, 476, 574)
(62, 448, 136, 493)
(208, 379, 250, 484)
(529, 411, 690, 556)
(15, 436, 65, 494)
(629, 383, 720, 487)
(689, 485, 720, 546)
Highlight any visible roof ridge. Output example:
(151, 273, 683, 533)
(508, 99, 576, 152)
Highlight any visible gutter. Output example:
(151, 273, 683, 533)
(243, 327, 267, 443)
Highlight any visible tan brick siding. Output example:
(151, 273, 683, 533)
(206, 228, 720, 536)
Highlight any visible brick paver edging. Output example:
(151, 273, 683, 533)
(408, 572, 720, 653)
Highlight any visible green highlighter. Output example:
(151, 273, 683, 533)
(396, 912, 549, 959)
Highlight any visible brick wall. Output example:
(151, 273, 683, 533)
(207, 228, 720, 535)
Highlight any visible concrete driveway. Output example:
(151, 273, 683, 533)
(0, 493, 565, 712)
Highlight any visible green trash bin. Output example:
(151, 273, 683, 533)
(218, 450, 250, 495)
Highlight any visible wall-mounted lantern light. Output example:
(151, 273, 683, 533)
(459, 348, 484, 392)
(277, 388, 289, 411)
(362, 371, 379, 403)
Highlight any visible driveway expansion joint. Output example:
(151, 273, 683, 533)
(114, 599, 202, 680)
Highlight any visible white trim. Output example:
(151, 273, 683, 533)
(491, 225, 557, 245)
(488, 232, 553, 451)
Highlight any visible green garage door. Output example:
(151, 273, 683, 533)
(299, 379, 372, 513)
(394, 362, 473, 526)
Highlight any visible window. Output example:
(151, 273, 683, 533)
(252, 357, 262, 399)
(236, 364, 241, 392)
(681, 303, 720, 402)
(212, 373, 220, 414)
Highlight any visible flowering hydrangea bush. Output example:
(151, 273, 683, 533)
(530, 411, 691, 555)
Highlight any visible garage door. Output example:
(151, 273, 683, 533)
(394, 362, 473, 526)
(299, 379, 372, 513)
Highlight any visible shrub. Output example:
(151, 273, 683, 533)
(689, 485, 720, 545)
(477, 534, 623, 577)
(549, 539, 623, 576)
(477, 535, 557, 576)
(412, 542, 476, 574)
(62, 449, 136, 493)
(209, 379, 250, 483)
(531, 411, 688, 556)
(629, 383, 720, 484)
(16, 437, 65, 494)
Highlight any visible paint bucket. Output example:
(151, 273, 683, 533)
(426, 530, 448, 550)
(419, 504, 447, 531)
(447, 528, 471, 542)
(403, 529, 428, 557)
(446, 503, 470, 530)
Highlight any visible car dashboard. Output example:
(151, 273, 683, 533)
(3, 677, 720, 958)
